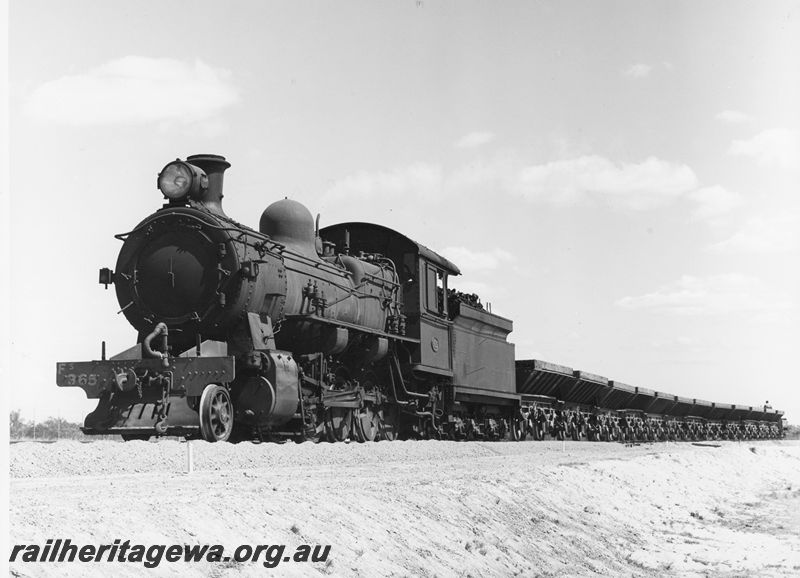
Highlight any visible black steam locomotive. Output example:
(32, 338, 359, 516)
(57, 155, 785, 442)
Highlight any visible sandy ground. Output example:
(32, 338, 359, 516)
(8, 439, 800, 577)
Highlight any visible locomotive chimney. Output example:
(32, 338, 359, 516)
(186, 154, 231, 216)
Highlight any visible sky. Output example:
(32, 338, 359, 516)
(5, 0, 800, 424)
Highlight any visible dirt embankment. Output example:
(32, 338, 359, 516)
(9, 440, 800, 577)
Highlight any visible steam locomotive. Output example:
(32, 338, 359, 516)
(57, 155, 786, 442)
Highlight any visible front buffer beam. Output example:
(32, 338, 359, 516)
(56, 355, 235, 437)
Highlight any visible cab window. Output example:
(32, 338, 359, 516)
(425, 264, 447, 316)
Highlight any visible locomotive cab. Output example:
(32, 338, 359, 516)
(319, 222, 461, 376)
(320, 222, 517, 441)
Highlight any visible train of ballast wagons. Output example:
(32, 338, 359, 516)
(57, 154, 786, 443)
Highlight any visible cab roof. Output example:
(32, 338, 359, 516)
(320, 222, 461, 275)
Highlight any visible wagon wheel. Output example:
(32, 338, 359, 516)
(199, 384, 234, 442)
(510, 415, 527, 441)
(379, 405, 399, 441)
(354, 404, 379, 442)
(326, 407, 353, 442)
(448, 419, 465, 441)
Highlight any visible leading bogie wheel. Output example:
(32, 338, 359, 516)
(199, 384, 234, 442)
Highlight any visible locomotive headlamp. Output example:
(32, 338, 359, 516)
(157, 160, 208, 201)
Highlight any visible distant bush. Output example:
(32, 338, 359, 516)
(784, 424, 800, 440)
(9, 410, 117, 441)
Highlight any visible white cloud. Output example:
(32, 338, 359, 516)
(622, 63, 652, 78)
(440, 247, 514, 273)
(323, 155, 739, 222)
(709, 211, 800, 254)
(454, 131, 495, 149)
(615, 274, 794, 316)
(444, 158, 514, 196)
(729, 129, 800, 169)
(715, 110, 751, 124)
(513, 155, 698, 211)
(686, 185, 743, 221)
(323, 163, 443, 202)
(24, 56, 239, 126)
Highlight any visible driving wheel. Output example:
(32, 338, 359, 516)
(326, 407, 353, 442)
(199, 384, 234, 442)
(355, 404, 379, 442)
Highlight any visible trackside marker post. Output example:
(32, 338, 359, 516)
(187, 441, 194, 473)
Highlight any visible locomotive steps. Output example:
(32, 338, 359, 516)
(10, 440, 800, 576)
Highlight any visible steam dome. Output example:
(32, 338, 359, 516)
(259, 198, 316, 254)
